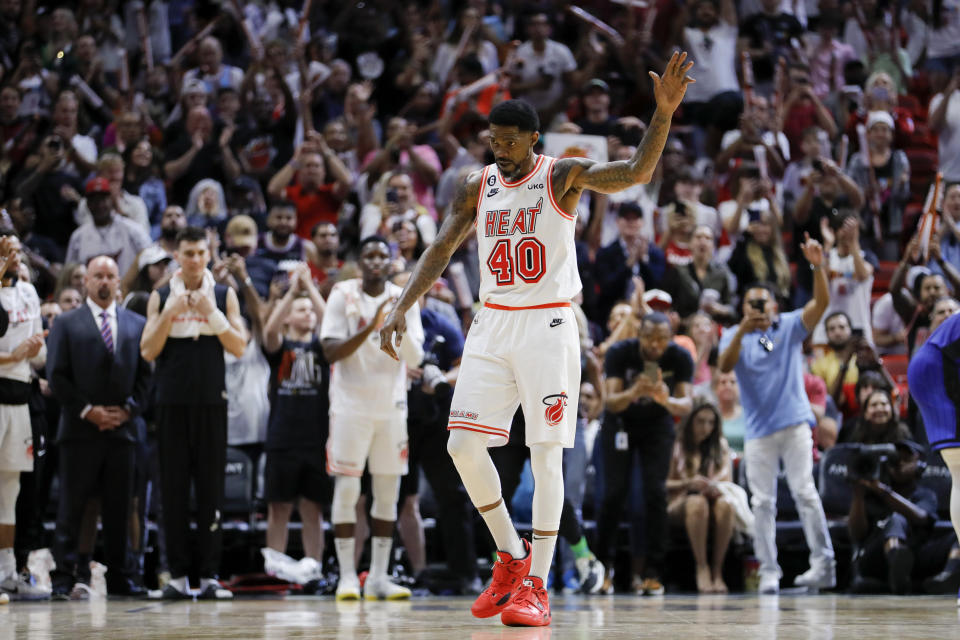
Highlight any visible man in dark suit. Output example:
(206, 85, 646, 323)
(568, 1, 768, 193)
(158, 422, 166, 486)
(47, 255, 151, 597)
(594, 202, 666, 324)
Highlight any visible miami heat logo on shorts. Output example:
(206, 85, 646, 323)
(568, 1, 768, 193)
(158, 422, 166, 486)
(542, 393, 568, 427)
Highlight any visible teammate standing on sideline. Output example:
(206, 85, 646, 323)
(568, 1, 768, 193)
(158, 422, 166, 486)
(380, 53, 695, 627)
(321, 236, 424, 601)
(0, 232, 44, 599)
(140, 227, 247, 600)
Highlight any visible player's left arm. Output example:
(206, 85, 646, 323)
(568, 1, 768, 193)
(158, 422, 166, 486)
(217, 287, 249, 358)
(552, 52, 695, 198)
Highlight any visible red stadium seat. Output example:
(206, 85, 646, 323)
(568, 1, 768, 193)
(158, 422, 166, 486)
(884, 353, 910, 385)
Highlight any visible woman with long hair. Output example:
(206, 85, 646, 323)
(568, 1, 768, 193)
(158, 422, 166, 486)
(123, 138, 168, 229)
(728, 207, 792, 305)
(185, 179, 228, 229)
(665, 403, 735, 593)
(847, 389, 911, 445)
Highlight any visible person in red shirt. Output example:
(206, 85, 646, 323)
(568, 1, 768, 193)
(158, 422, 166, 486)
(658, 201, 695, 267)
(779, 63, 839, 160)
(266, 132, 351, 239)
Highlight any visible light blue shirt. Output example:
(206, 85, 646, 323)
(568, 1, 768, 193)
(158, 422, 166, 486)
(719, 309, 815, 441)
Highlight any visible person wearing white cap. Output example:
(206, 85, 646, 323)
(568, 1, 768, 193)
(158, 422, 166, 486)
(845, 110, 911, 260)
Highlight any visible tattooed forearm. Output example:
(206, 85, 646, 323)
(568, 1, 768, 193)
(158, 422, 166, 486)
(394, 174, 479, 313)
(570, 108, 673, 194)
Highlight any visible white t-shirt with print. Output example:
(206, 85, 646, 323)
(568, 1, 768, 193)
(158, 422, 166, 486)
(812, 248, 874, 345)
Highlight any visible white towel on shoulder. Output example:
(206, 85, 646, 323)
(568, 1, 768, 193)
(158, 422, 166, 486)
(167, 269, 219, 339)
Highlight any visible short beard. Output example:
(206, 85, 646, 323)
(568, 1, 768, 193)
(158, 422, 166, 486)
(828, 339, 848, 352)
(161, 226, 179, 240)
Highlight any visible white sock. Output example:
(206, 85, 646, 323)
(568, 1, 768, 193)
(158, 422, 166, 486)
(369, 536, 392, 582)
(334, 537, 357, 582)
(481, 502, 524, 559)
(530, 534, 558, 582)
(0, 548, 14, 579)
(169, 576, 188, 593)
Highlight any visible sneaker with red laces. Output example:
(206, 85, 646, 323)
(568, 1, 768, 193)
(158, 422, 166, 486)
(470, 539, 532, 618)
(500, 576, 551, 627)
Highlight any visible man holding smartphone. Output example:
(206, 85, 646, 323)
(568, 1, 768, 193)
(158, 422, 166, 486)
(599, 312, 693, 594)
(718, 234, 835, 594)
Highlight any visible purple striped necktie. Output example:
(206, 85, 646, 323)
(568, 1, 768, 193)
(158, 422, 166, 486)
(100, 310, 114, 354)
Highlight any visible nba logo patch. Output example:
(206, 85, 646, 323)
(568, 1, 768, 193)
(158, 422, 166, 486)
(542, 393, 568, 427)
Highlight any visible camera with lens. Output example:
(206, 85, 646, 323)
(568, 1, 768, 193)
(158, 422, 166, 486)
(848, 443, 897, 483)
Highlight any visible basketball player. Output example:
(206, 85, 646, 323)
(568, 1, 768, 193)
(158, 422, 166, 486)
(380, 53, 695, 626)
(320, 236, 424, 600)
(0, 232, 44, 599)
(908, 310, 960, 605)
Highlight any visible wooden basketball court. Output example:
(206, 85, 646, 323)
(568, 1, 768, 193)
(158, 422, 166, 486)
(0, 593, 956, 639)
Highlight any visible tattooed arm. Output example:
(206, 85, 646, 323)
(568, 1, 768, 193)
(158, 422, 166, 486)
(379, 170, 482, 360)
(553, 52, 695, 203)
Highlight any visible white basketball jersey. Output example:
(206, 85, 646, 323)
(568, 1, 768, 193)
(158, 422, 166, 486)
(475, 155, 582, 307)
(319, 279, 424, 417)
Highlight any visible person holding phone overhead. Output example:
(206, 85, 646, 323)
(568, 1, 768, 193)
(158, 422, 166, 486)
(598, 312, 694, 594)
(718, 233, 836, 594)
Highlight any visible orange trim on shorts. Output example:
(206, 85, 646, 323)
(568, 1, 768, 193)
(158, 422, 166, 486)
(448, 421, 510, 438)
(482, 301, 571, 311)
(325, 440, 363, 477)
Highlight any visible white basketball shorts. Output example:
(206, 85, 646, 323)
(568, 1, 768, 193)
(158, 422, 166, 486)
(448, 302, 581, 448)
(326, 410, 409, 477)
(0, 404, 32, 472)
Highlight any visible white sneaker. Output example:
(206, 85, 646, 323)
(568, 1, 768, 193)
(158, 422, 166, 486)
(363, 577, 411, 601)
(758, 574, 779, 594)
(576, 556, 605, 594)
(335, 575, 361, 601)
(793, 563, 836, 590)
(0, 572, 51, 601)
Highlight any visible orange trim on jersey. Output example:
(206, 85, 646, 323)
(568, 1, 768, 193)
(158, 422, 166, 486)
(474, 165, 491, 228)
(546, 157, 576, 221)
(498, 154, 545, 188)
(483, 301, 571, 311)
(448, 424, 511, 439)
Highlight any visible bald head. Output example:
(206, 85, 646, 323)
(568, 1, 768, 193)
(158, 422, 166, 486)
(85, 256, 120, 308)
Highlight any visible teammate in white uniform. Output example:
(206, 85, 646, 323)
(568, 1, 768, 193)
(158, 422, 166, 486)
(320, 236, 424, 601)
(0, 233, 45, 598)
(380, 54, 695, 626)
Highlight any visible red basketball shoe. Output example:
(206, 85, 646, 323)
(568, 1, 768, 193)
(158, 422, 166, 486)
(470, 539, 532, 618)
(500, 576, 551, 627)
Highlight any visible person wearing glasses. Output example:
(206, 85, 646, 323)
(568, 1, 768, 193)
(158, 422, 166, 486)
(717, 234, 835, 594)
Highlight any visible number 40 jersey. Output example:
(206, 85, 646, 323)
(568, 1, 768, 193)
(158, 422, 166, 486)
(474, 155, 583, 308)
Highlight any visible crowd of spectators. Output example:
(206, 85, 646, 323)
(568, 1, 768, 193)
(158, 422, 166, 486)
(2, 0, 960, 598)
